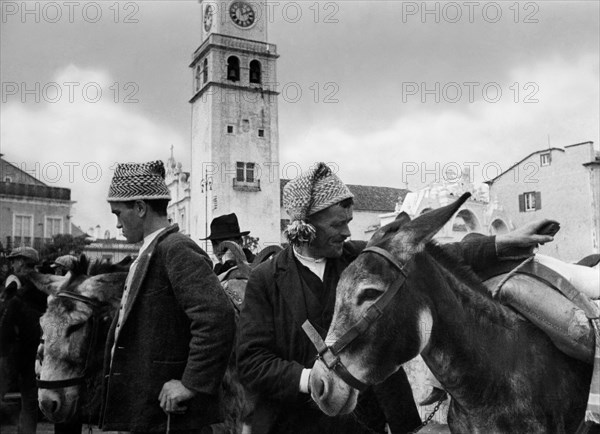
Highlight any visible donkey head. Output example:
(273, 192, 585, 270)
(29, 258, 128, 423)
(310, 193, 471, 416)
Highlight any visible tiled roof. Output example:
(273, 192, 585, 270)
(280, 179, 408, 213)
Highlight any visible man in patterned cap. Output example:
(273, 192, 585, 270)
(100, 160, 235, 434)
(237, 162, 422, 433)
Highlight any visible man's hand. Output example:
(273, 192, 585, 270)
(495, 219, 557, 260)
(158, 379, 196, 414)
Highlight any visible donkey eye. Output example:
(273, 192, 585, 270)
(357, 288, 383, 306)
(66, 322, 86, 336)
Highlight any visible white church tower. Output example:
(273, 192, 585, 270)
(189, 0, 280, 249)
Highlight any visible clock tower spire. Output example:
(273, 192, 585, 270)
(189, 0, 280, 250)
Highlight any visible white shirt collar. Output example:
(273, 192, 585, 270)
(293, 246, 327, 281)
(138, 227, 166, 256)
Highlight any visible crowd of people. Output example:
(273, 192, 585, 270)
(0, 159, 596, 434)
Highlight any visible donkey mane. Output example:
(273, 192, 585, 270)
(423, 242, 520, 329)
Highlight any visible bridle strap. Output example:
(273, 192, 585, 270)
(37, 291, 103, 390)
(330, 247, 407, 354)
(303, 246, 409, 392)
(302, 320, 368, 392)
(55, 291, 102, 310)
(37, 377, 87, 389)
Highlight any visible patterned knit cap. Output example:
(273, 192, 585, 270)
(283, 162, 353, 244)
(107, 160, 171, 202)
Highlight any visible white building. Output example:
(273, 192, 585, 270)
(486, 141, 600, 261)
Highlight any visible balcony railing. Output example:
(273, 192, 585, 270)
(5, 236, 50, 251)
(0, 182, 71, 201)
(193, 34, 277, 60)
(232, 179, 261, 192)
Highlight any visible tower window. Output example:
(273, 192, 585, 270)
(195, 65, 201, 91)
(227, 125, 234, 134)
(233, 162, 260, 191)
(258, 129, 265, 137)
(202, 58, 208, 84)
(227, 56, 240, 82)
(249, 60, 262, 84)
(236, 162, 255, 182)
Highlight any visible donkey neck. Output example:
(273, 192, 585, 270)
(419, 252, 525, 407)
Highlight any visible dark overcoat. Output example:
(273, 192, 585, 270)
(100, 225, 235, 432)
(237, 237, 499, 434)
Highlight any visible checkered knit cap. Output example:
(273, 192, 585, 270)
(283, 163, 353, 244)
(107, 160, 171, 202)
(284, 162, 353, 220)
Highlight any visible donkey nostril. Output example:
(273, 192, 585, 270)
(315, 378, 326, 399)
(40, 396, 60, 415)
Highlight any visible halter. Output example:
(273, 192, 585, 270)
(302, 246, 410, 392)
(37, 291, 105, 390)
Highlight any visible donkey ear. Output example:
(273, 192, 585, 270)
(28, 272, 68, 295)
(367, 212, 412, 246)
(393, 193, 471, 253)
(395, 212, 411, 225)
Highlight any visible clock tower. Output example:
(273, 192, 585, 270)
(189, 0, 280, 250)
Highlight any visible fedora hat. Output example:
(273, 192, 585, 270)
(202, 213, 250, 241)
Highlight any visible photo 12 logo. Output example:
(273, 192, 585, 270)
(195, 80, 340, 105)
(1, 1, 140, 24)
(400, 1, 540, 24)
(401, 81, 539, 104)
(2, 82, 140, 104)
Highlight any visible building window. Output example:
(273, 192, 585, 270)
(45, 217, 63, 238)
(4, 176, 12, 182)
(227, 125, 234, 134)
(540, 152, 551, 166)
(258, 129, 265, 137)
(14, 214, 33, 246)
(519, 191, 541, 212)
(234, 162, 260, 191)
(227, 56, 240, 82)
(249, 59, 261, 84)
(202, 58, 208, 84)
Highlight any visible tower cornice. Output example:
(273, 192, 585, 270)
(189, 81, 279, 104)
(191, 33, 278, 67)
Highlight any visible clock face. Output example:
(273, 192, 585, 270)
(204, 4, 214, 32)
(229, 1, 255, 28)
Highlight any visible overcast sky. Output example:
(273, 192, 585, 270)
(1, 0, 598, 234)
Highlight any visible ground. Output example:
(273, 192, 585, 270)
(2, 394, 451, 433)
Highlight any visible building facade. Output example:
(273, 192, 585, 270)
(189, 0, 280, 249)
(166, 148, 192, 236)
(0, 156, 73, 252)
(486, 141, 600, 261)
(372, 168, 512, 244)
